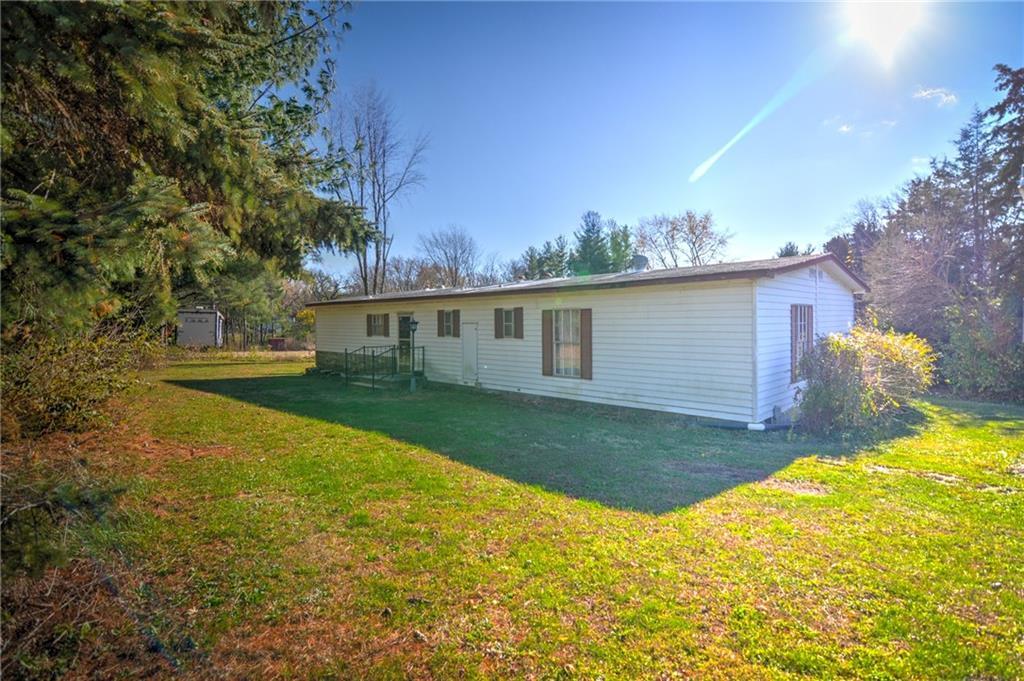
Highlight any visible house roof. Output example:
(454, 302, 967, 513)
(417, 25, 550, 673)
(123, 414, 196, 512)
(178, 308, 224, 318)
(307, 253, 869, 308)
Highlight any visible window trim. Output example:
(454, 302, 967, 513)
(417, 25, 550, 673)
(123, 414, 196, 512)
(369, 313, 388, 337)
(790, 304, 813, 383)
(552, 308, 582, 379)
(502, 308, 514, 338)
(494, 307, 523, 339)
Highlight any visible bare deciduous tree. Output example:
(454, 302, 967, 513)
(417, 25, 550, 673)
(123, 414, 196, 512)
(306, 269, 347, 301)
(635, 211, 731, 268)
(470, 252, 506, 287)
(864, 228, 956, 340)
(383, 255, 442, 292)
(418, 225, 481, 288)
(330, 83, 428, 295)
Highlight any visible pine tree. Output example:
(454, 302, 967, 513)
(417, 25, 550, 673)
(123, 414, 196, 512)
(776, 242, 801, 257)
(521, 247, 543, 279)
(570, 211, 612, 276)
(985, 64, 1024, 299)
(607, 221, 634, 271)
(1, 2, 367, 337)
(550, 235, 571, 277)
(536, 236, 570, 278)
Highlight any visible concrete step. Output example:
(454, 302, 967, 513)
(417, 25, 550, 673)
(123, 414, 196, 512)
(348, 381, 377, 389)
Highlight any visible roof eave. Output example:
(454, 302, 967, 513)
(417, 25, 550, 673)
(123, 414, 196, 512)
(307, 270, 770, 308)
(305, 254, 870, 308)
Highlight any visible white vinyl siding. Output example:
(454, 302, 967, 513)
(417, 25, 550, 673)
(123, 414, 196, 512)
(316, 280, 757, 422)
(315, 263, 860, 424)
(754, 265, 856, 421)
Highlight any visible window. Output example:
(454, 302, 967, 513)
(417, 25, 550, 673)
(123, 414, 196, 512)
(368, 313, 388, 336)
(437, 309, 460, 337)
(553, 309, 582, 378)
(791, 304, 814, 382)
(503, 308, 514, 337)
(494, 307, 523, 339)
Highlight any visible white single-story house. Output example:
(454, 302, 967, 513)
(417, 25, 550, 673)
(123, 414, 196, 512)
(176, 307, 225, 348)
(308, 254, 868, 427)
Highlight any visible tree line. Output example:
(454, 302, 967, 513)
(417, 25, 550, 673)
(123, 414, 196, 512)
(770, 65, 1022, 399)
(1, 0, 1018, 410)
(313, 208, 734, 297)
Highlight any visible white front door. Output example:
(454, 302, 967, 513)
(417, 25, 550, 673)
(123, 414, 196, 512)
(461, 322, 478, 383)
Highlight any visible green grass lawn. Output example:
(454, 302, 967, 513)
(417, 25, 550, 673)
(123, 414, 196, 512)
(11, 358, 1024, 678)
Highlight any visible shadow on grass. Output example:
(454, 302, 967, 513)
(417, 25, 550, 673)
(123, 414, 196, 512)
(165, 361, 313, 370)
(924, 397, 1024, 437)
(167, 374, 929, 514)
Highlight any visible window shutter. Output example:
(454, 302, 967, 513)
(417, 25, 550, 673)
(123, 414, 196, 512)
(541, 310, 553, 376)
(437, 310, 445, 337)
(383, 314, 390, 337)
(494, 308, 504, 339)
(513, 307, 524, 339)
(452, 310, 461, 337)
(580, 308, 593, 380)
(790, 305, 798, 383)
(807, 306, 814, 343)
(367, 314, 373, 337)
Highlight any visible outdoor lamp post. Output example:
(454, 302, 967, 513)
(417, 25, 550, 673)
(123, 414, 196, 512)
(408, 318, 419, 392)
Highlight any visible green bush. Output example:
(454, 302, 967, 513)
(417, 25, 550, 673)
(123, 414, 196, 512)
(1, 473, 121, 578)
(1, 328, 158, 440)
(797, 325, 936, 435)
(941, 311, 1024, 402)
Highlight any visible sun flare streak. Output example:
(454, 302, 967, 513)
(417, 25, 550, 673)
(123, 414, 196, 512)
(689, 45, 841, 183)
(689, 2, 927, 183)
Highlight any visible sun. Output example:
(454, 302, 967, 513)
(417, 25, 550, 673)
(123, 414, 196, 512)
(843, 1, 926, 69)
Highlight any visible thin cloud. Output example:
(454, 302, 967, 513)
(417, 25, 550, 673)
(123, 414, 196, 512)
(822, 115, 855, 135)
(913, 86, 958, 107)
(881, 119, 898, 128)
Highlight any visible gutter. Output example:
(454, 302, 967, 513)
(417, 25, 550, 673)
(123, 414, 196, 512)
(307, 253, 867, 308)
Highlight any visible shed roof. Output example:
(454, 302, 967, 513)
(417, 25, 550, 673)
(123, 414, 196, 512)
(178, 308, 224, 319)
(307, 253, 868, 308)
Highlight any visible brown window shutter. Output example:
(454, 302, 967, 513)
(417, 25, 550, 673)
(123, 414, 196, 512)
(452, 310, 461, 337)
(367, 314, 373, 337)
(541, 310, 553, 376)
(437, 310, 445, 337)
(494, 308, 504, 339)
(513, 307, 524, 339)
(580, 308, 593, 380)
(383, 314, 390, 337)
(807, 306, 814, 346)
(790, 305, 798, 382)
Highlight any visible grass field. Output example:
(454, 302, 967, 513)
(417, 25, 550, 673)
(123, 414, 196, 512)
(4, 358, 1023, 679)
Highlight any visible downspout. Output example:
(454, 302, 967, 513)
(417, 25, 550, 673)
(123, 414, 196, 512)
(814, 265, 820, 335)
(748, 278, 760, 428)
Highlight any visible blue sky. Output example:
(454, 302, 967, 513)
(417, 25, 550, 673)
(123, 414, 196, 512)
(315, 1, 1022, 275)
